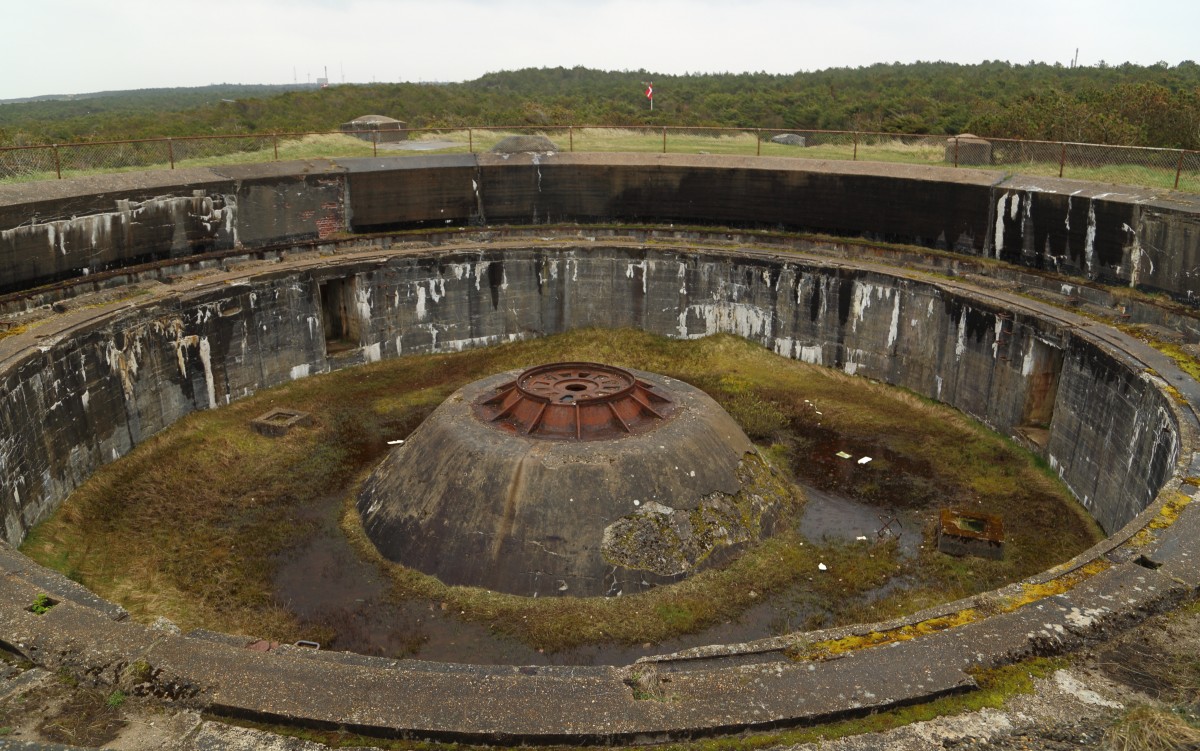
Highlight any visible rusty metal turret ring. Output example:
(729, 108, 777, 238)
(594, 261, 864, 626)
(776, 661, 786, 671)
(474, 363, 674, 440)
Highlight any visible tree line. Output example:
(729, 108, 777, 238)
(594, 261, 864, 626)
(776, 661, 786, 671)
(2, 61, 1199, 150)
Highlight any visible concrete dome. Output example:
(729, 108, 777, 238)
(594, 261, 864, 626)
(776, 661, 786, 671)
(356, 364, 794, 596)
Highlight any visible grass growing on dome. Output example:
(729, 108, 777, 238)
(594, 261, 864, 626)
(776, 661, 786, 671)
(22, 329, 1102, 652)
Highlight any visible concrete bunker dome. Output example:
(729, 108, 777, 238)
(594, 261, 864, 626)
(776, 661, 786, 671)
(0, 152, 1198, 743)
(357, 362, 793, 596)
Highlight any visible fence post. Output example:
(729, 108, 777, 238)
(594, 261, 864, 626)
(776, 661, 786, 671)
(1176, 150, 1185, 190)
(852, 132, 858, 161)
(53, 145, 61, 179)
(756, 129, 761, 156)
(168, 139, 175, 170)
(273, 133, 279, 161)
(569, 126, 573, 152)
(372, 130, 378, 157)
(469, 128, 473, 153)
(1057, 142, 1066, 178)
(662, 127, 667, 154)
(953, 137, 959, 168)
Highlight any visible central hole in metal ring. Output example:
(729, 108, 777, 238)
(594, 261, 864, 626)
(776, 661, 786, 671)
(565, 384, 588, 391)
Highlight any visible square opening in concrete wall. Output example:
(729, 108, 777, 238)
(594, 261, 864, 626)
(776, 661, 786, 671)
(1015, 339, 1064, 451)
(318, 277, 362, 355)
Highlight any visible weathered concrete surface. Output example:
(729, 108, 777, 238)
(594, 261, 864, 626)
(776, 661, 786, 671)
(4, 155, 1199, 300)
(0, 161, 345, 293)
(357, 369, 768, 596)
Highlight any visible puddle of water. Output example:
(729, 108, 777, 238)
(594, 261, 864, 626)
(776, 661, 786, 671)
(272, 484, 916, 665)
(797, 483, 923, 558)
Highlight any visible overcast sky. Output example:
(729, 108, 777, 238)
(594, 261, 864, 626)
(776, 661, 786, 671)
(3, 0, 1198, 100)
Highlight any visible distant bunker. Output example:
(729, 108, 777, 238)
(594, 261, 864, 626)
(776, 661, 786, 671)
(1, 153, 1199, 742)
(358, 363, 787, 596)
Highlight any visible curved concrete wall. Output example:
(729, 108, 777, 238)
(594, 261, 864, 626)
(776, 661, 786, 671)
(2, 155, 1199, 300)
(0, 243, 1179, 543)
(2, 158, 1198, 742)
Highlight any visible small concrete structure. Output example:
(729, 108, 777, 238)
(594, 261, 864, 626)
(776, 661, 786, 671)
(946, 133, 992, 165)
(250, 408, 313, 438)
(340, 114, 408, 143)
(771, 133, 807, 147)
(937, 508, 1005, 560)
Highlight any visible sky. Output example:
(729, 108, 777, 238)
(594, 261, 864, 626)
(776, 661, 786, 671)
(3, 0, 1199, 100)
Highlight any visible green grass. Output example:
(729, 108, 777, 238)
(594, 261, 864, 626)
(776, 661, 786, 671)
(22, 330, 1102, 651)
(3, 128, 1193, 192)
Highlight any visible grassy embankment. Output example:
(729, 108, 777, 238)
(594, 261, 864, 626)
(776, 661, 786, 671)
(5, 128, 1194, 192)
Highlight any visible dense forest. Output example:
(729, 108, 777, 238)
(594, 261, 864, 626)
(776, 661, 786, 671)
(2, 61, 1199, 150)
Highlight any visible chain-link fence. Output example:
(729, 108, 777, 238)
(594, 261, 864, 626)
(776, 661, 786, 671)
(2, 127, 1197, 193)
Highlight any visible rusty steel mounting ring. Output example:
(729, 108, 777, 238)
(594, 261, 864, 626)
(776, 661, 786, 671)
(474, 362, 674, 440)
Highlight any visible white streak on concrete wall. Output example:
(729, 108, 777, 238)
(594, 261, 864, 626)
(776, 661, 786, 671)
(799, 345, 822, 364)
(364, 342, 381, 363)
(886, 293, 901, 349)
(955, 308, 968, 358)
(199, 336, 216, 409)
(1022, 341, 1036, 377)
(626, 261, 649, 294)
(355, 284, 372, 322)
(1085, 202, 1097, 277)
(290, 364, 310, 380)
(415, 286, 428, 321)
(850, 282, 873, 332)
(474, 261, 488, 291)
(994, 193, 1008, 256)
(1125, 223, 1149, 287)
(678, 302, 771, 340)
(172, 334, 199, 378)
(992, 317, 1004, 359)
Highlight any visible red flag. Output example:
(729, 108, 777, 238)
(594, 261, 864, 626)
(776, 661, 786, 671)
(645, 83, 653, 100)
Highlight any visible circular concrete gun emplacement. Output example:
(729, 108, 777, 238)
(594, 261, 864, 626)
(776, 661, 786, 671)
(1, 154, 1200, 744)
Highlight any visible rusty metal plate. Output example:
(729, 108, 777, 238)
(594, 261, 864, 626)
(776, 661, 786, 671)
(473, 363, 674, 440)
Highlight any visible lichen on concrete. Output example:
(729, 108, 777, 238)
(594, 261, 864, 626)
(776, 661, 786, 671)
(600, 452, 799, 576)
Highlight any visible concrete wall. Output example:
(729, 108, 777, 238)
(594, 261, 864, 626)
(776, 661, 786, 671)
(0, 245, 1178, 543)
(3, 155, 1199, 299)
(0, 163, 345, 294)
